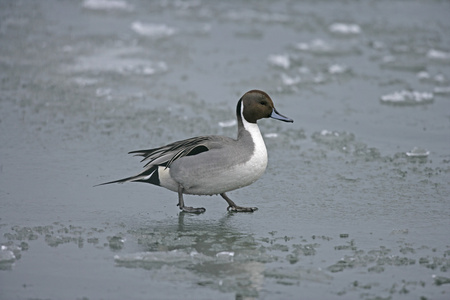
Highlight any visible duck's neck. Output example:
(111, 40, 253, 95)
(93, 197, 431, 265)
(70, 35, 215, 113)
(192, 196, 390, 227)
(236, 100, 267, 153)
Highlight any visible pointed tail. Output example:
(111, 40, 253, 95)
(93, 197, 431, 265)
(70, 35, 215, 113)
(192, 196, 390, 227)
(94, 166, 159, 187)
(94, 175, 137, 187)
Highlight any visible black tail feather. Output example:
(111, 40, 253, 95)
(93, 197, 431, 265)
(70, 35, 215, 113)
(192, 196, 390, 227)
(93, 175, 136, 187)
(94, 166, 159, 187)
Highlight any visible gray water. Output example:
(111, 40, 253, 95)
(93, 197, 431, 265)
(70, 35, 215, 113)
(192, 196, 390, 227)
(1, 1, 450, 299)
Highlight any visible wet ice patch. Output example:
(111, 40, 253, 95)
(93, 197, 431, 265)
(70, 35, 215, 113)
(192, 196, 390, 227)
(64, 46, 168, 77)
(312, 130, 355, 153)
(329, 23, 361, 35)
(82, 0, 133, 11)
(380, 90, 434, 105)
(114, 250, 210, 269)
(131, 22, 176, 38)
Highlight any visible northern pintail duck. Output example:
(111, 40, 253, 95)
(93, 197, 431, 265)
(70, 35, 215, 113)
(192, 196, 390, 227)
(98, 90, 293, 213)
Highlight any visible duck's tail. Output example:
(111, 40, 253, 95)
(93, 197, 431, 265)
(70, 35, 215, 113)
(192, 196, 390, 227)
(94, 166, 159, 187)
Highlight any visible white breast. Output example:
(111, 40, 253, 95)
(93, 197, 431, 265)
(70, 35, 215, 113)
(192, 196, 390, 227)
(236, 103, 268, 187)
(158, 102, 269, 195)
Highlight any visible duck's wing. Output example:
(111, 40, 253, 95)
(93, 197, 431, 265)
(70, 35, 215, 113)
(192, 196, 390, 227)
(129, 136, 221, 169)
(96, 136, 223, 186)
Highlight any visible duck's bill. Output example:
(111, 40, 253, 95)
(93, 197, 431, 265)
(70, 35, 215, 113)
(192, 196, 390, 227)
(270, 109, 294, 123)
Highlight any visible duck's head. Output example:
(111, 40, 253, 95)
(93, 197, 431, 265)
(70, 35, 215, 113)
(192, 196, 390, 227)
(238, 90, 293, 124)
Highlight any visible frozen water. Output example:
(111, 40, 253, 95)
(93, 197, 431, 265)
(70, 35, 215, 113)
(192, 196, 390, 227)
(0, 1, 449, 299)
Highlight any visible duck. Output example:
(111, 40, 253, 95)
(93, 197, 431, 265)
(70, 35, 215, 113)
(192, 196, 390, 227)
(97, 90, 293, 213)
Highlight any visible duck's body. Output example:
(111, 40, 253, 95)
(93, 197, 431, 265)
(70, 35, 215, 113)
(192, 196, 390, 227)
(98, 90, 293, 213)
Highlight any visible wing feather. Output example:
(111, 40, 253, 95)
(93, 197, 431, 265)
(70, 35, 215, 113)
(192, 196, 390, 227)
(129, 136, 214, 169)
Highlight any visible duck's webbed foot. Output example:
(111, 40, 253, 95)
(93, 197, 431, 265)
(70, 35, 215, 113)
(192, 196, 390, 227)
(177, 185, 206, 213)
(220, 193, 258, 213)
(178, 204, 206, 213)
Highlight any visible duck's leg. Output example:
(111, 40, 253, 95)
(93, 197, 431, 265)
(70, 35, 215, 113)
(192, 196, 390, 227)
(177, 185, 206, 213)
(220, 193, 258, 212)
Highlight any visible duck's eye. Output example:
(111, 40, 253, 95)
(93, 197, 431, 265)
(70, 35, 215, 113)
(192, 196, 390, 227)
(259, 100, 268, 106)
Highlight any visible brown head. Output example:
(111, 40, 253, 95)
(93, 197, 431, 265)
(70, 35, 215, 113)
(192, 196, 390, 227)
(237, 90, 293, 124)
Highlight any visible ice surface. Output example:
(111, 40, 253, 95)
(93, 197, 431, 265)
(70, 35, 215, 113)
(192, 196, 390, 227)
(1, 1, 450, 300)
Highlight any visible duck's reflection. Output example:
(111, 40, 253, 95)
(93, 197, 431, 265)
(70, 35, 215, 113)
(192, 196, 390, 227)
(116, 213, 266, 299)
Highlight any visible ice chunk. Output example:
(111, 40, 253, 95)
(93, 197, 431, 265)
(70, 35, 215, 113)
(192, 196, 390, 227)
(216, 251, 234, 261)
(329, 23, 361, 34)
(296, 39, 333, 53)
(268, 54, 290, 69)
(280, 73, 301, 86)
(406, 147, 430, 157)
(264, 133, 278, 138)
(328, 64, 348, 74)
(434, 86, 450, 94)
(417, 71, 430, 80)
(427, 49, 450, 60)
(380, 90, 433, 105)
(216, 251, 234, 257)
(218, 120, 237, 128)
(82, 0, 133, 11)
(0, 248, 16, 265)
(131, 22, 176, 38)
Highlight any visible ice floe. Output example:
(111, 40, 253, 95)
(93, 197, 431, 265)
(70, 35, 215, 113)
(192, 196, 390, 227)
(131, 22, 176, 38)
(380, 90, 433, 105)
(296, 39, 333, 53)
(82, 0, 133, 11)
(218, 119, 237, 128)
(267, 54, 290, 69)
(329, 23, 361, 35)
(328, 64, 348, 74)
(426, 49, 450, 60)
(406, 147, 430, 158)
